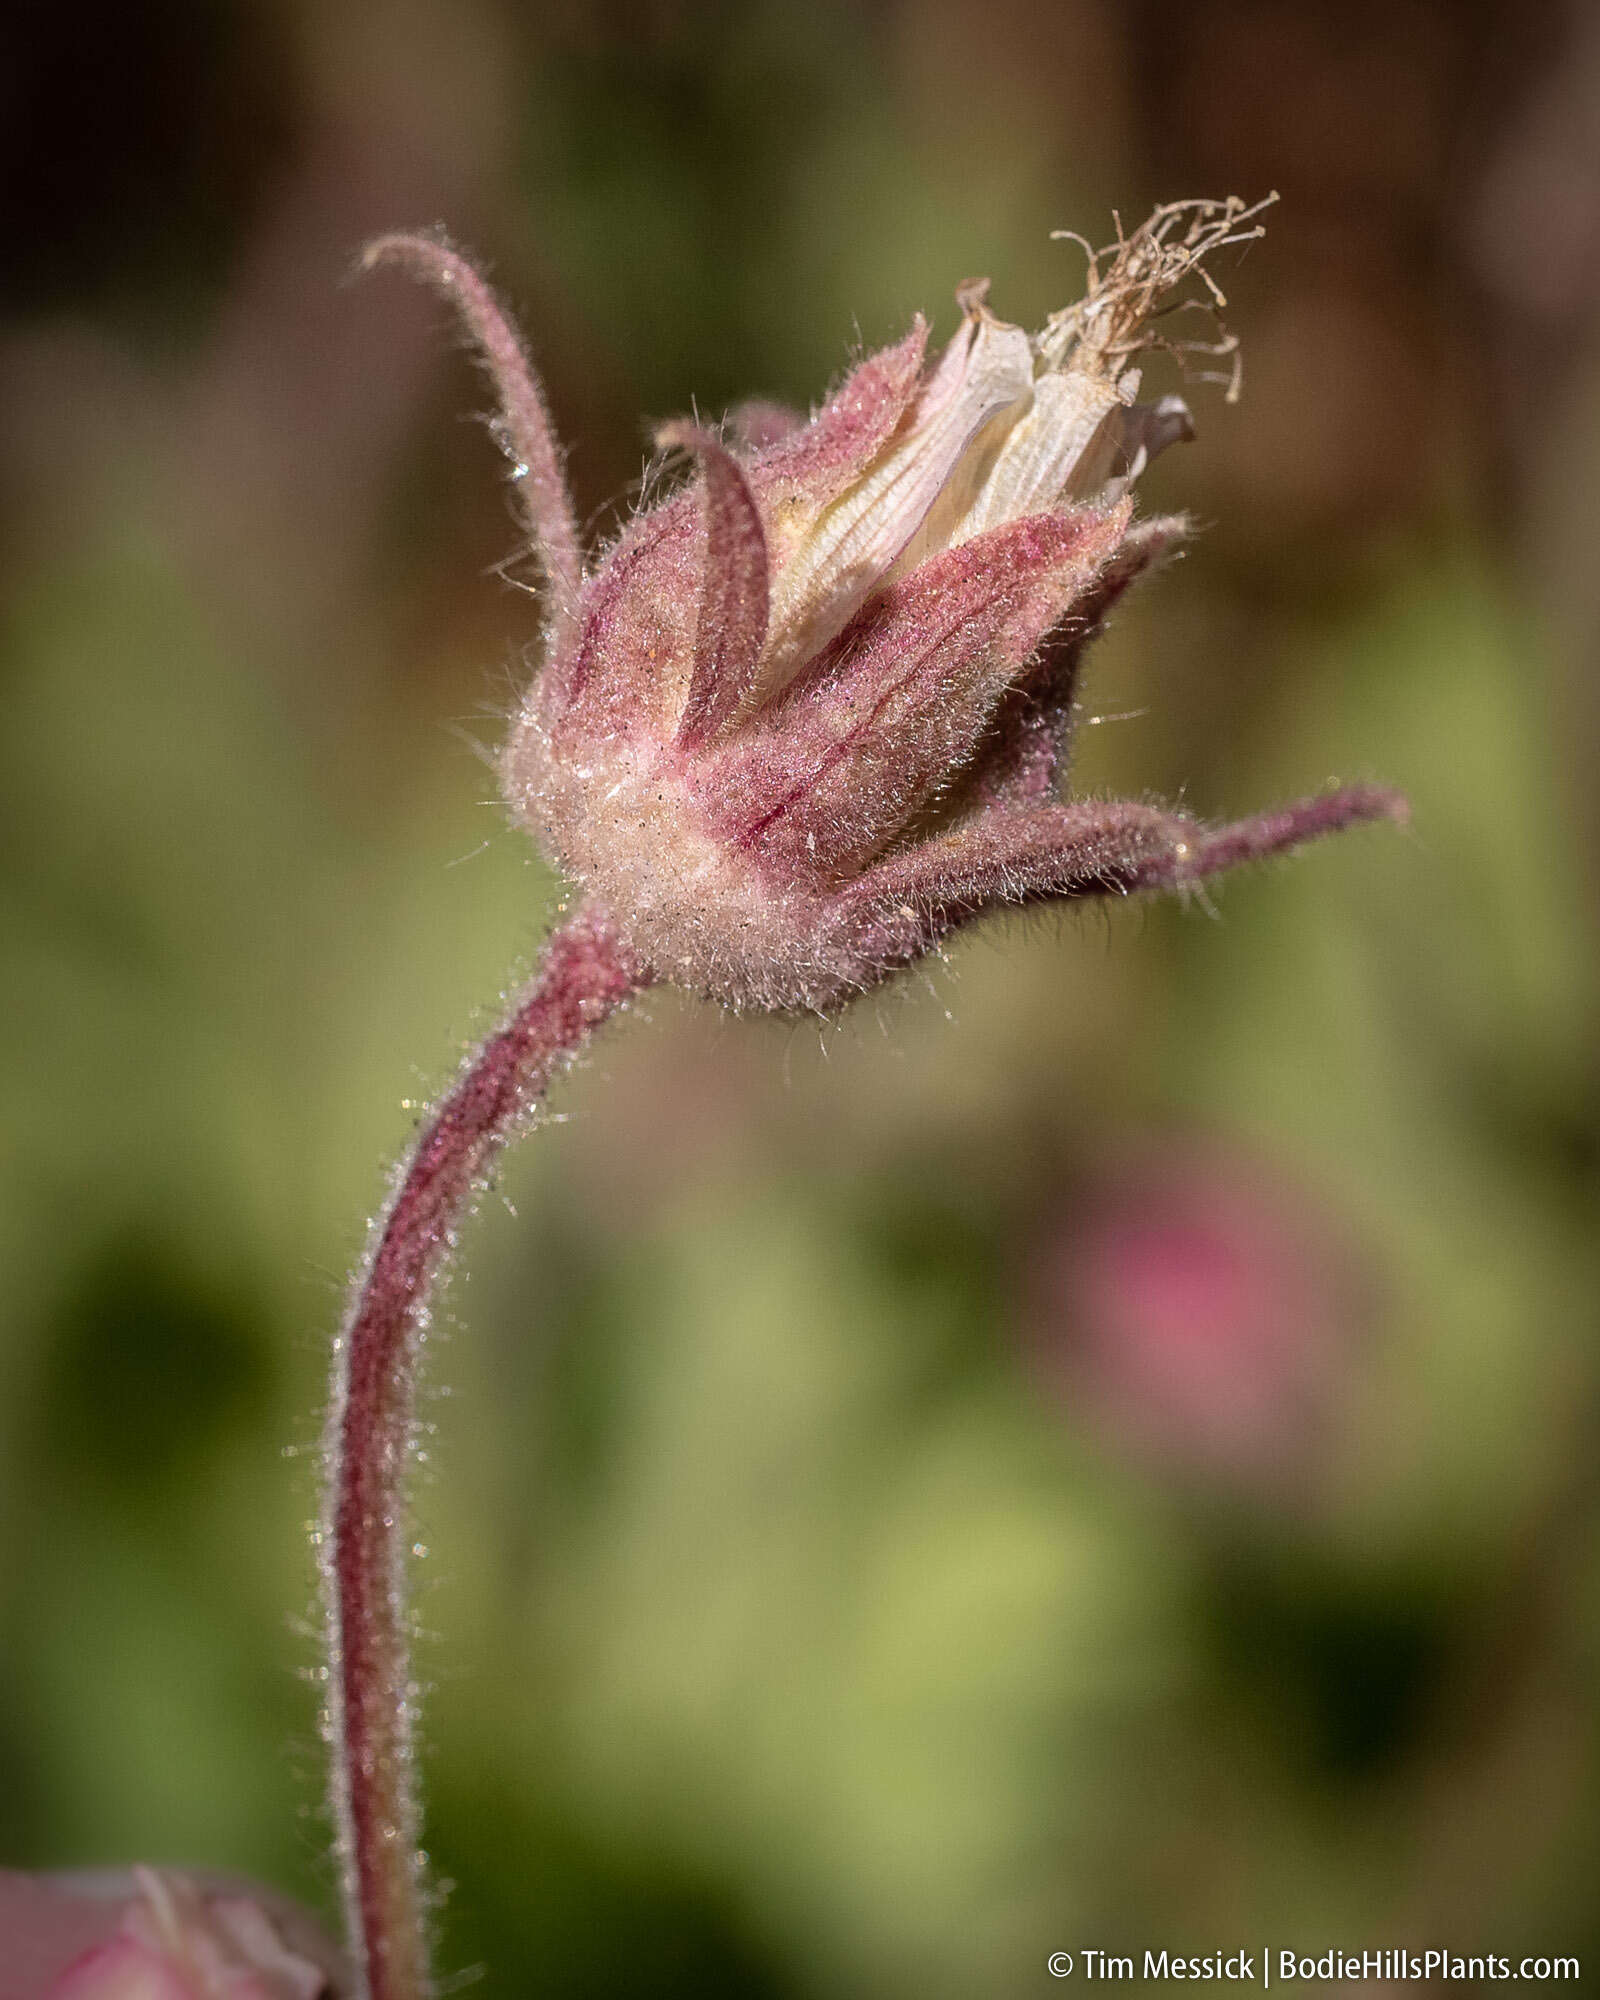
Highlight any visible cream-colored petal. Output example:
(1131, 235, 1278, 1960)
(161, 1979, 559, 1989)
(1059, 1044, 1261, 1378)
(761, 314, 1033, 684)
(950, 370, 1122, 541)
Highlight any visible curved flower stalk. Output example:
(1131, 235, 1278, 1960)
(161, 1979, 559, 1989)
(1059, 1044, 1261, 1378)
(328, 199, 1405, 1998)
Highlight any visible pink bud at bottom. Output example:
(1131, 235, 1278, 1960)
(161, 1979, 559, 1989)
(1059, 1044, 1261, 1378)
(0, 1868, 341, 2000)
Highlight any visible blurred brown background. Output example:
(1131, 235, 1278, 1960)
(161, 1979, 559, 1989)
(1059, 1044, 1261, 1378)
(2, 0, 1598, 1991)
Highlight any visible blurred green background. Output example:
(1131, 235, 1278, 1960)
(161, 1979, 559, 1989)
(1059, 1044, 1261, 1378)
(3, 0, 1599, 1990)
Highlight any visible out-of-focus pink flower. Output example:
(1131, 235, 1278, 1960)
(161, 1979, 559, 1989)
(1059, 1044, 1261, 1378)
(1026, 1141, 1377, 1492)
(0, 1868, 342, 2000)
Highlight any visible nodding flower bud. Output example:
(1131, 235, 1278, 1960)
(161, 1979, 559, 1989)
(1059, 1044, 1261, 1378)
(323, 203, 1409, 1999)
(367, 198, 1404, 1016)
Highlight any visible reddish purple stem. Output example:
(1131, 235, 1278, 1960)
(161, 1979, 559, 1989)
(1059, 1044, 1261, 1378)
(323, 909, 643, 2000)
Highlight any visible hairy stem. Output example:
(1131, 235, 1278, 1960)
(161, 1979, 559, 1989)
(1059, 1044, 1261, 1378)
(322, 907, 644, 2000)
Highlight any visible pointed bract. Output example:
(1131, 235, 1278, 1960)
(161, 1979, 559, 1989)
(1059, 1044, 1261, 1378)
(824, 786, 1408, 990)
(695, 506, 1128, 882)
(755, 318, 929, 501)
(950, 513, 1190, 812)
(551, 497, 697, 730)
(659, 424, 773, 749)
